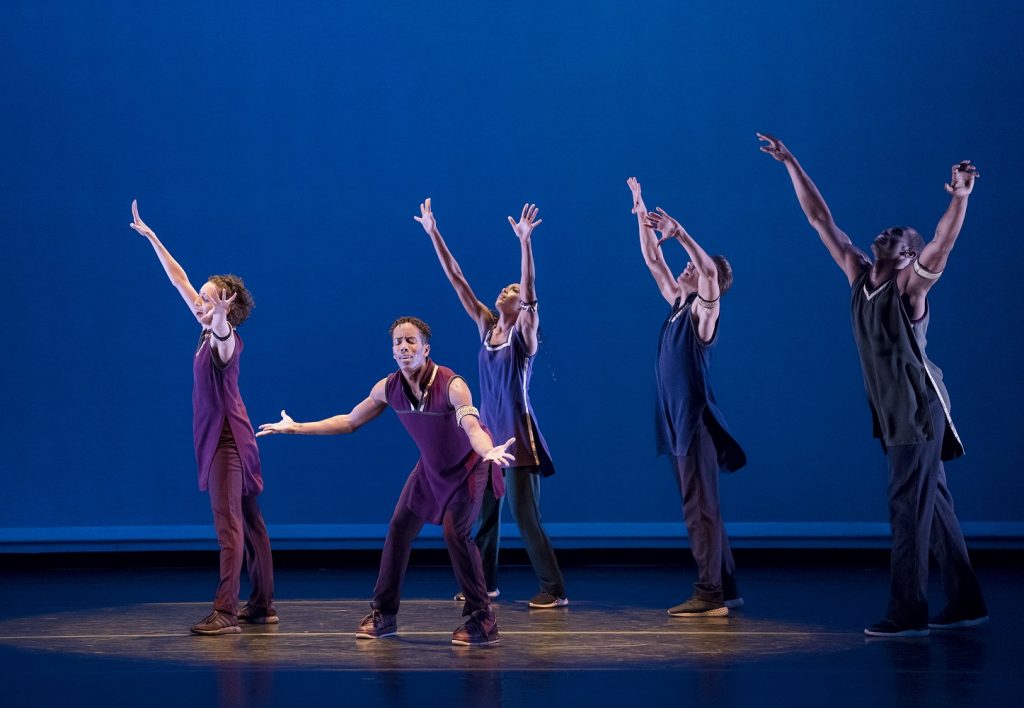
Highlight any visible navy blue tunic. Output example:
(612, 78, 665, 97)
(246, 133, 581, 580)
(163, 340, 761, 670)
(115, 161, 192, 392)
(654, 295, 746, 471)
(478, 325, 555, 476)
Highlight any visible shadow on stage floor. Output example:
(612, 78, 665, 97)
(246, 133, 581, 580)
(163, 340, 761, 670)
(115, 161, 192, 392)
(0, 551, 1019, 707)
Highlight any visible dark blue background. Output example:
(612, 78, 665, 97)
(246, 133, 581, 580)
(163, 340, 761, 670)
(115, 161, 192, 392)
(2, 1, 1021, 547)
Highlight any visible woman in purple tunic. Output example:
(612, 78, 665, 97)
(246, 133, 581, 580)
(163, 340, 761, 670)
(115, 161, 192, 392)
(258, 317, 515, 646)
(130, 200, 276, 635)
(413, 199, 567, 609)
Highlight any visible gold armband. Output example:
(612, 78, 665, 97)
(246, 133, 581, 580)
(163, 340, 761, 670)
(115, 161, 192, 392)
(455, 405, 480, 427)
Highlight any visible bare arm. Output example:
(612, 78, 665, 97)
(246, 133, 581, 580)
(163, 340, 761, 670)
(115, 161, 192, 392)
(256, 379, 389, 437)
(627, 177, 680, 305)
(901, 161, 979, 304)
(414, 198, 493, 339)
(757, 134, 869, 285)
(202, 288, 238, 364)
(508, 203, 542, 355)
(448, 377, 515, 466)
(130, 200, 202, 319)
(644, 208, 720, 342)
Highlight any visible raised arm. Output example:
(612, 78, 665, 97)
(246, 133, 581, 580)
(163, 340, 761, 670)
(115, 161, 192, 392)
(628, 177, 680, 305)
(644, 208, 720, 342)
(757, 134, 869, 285)
(508, 203, 542, 355)
(130, 200, 202, 320)
(414, 198, 493, 339)
(900, 161, 979, 303)
(256, 378, 389, 437)
(448, 377, 515, 466)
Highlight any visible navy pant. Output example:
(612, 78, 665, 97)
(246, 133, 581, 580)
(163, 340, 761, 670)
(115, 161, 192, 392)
(208, 426, 275, 615)
(373, 462, 491, 616)
(475, 466, 566, 597)
(672, 417, 737, 603)
(885, 391, 986, 627)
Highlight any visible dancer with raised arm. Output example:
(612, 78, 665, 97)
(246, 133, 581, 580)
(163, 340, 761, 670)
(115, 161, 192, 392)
(258, 317, 515, 646)
(130, 200, 276, 635)
(757, 133, 988, 637)
(413, 198, 568, 609)
(626, 178, 747, 617)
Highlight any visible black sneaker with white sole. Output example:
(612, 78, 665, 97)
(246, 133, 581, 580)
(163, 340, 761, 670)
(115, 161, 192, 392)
(863, 619, 929, 637)
(928, 609, 989, 630)
(668, 597, 729, 617)
(453, 589, 500, 601)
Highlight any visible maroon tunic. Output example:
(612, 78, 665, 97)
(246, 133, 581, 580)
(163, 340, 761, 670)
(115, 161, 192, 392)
(193, 330, 263, 495)
(385, 359, 504, 524)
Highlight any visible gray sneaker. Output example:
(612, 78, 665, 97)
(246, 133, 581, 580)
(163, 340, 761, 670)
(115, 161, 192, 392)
(191, 610, 241, 635)
(668, 598, 729, 617)
(528, 592, 569, 609)
(356, 609, 397, 639)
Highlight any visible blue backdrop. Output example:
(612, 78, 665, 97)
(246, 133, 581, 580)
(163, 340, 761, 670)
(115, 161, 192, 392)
(2, 0, 1022, 550)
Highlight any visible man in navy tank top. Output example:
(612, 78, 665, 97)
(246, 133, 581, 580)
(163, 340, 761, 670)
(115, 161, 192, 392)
(258, 317, 515, 646)
(627, 178, 747, 618)
(759, 133, 988, 637)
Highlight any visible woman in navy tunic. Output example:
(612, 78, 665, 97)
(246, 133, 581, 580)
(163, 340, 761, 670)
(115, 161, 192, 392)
(627, 179, 746, 617)
(130, 201, 276, 635)
(414, 199, 568, 609)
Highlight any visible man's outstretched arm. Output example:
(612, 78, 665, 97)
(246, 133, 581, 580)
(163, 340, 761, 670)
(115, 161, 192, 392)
(256, 379, 389, 437)
(758, 133, 869, 285)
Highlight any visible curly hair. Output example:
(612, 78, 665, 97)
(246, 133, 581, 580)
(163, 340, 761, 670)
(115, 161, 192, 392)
(712, 255, 734, 295)
(389, 316, 432, 343)
(208, 274, 254, 327)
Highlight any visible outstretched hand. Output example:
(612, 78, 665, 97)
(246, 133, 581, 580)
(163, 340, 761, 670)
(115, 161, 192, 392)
(483, 437, 516, 467)
(945, 160, 979, 197)
(413, 197, 436, 233)
(198, 288, 237, 327)
(129, 199, 157, 239)
(757, 132, 791, 162)
(508, 203, 542, 241)
(627, 177, 647, 215)
(644, 207, 684, 244)
(256, 410, 297, 437)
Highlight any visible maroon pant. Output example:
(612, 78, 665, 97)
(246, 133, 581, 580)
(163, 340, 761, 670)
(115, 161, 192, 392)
(208, 426, 275, 615)
(372, 461, 490, 616)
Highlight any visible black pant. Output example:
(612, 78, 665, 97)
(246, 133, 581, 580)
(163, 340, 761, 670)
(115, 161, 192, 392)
(884, 391, 986, 627)
(475, 466, 566, 597)
(672, 418, 737, 603)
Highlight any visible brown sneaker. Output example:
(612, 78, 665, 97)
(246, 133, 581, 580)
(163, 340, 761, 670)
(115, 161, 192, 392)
(452, 609, 500, 646)
(355, 609, 397, 639)
(238, 603, 279, 624)
(191, 610, 241, 635)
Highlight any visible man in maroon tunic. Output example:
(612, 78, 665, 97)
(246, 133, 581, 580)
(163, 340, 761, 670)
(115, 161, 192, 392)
(258, 316, 514, 646)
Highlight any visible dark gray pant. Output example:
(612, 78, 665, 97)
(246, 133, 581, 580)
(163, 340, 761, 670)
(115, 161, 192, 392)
(372, 462, 491, 616)
(475, 467, 566, 597)
(673, 418, 737, 603)
(885, 392, 986, 627)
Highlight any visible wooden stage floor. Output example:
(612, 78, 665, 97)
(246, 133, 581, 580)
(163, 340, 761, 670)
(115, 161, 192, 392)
(0, 552, 1019, 706)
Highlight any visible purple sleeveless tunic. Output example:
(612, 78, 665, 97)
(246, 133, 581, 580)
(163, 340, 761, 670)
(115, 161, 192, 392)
(193, 331, 263, 495)
(385, 359, 504, 524)
(478, 325, 555, 476)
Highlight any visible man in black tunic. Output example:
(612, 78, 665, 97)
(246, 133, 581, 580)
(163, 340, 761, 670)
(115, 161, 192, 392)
(758, 133, 988, 637)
